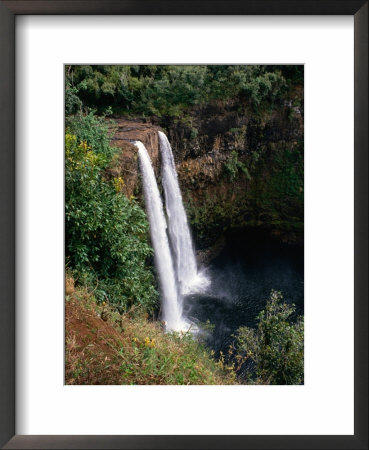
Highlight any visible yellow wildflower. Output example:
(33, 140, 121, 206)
(144, 337, 155, 348)
(113, 176, 125, 193)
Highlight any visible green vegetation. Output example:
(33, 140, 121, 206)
(249, 141, 304, 234)
(65, 65, 303, 117)
(65, 113, 158, 313)
(182, 138, 304, 248)
(223, 150, 251, 181)
(65, 280, 303, 385)
(66, 66, 304, 245)
(65, 64, 304, 385)
(66, 277, 237, 385)
(235, 290, 304, 385)
(268, 143, 304, 215)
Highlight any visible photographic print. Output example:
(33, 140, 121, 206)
(65, 65, 304, 385)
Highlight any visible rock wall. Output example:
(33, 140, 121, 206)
(108, 85, 304, 250)
(164, 86, 304, 247)
(106, 119, 161, 198)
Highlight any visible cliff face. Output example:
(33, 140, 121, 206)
(160, 86, 303, 162)
(106, 119, 161, 198)
(163, 86, 304, 247)
(109, 85, 304, 250)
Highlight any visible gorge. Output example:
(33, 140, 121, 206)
(65, 65, 304, 385)
(136, 131, 303, 354)
(104, 91, 304, 347)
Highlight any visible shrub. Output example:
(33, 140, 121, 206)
(65, 113, 158, 313)
(65, 65, 289, 117)
(235, 290, 304, 384)
(223, 151, 251, 181)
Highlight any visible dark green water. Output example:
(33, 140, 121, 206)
(184, 231, 304, 354)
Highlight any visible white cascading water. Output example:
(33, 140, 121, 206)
(158, 131, 210, 295)
(136, 141, 189, 332)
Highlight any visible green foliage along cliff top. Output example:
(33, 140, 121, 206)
(65, 65, 303, 117)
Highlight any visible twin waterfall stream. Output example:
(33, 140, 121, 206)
(136, 132, 209, 332)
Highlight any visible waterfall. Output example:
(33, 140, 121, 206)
(136, 141, 187, 332)
(159, 131, 209, 295)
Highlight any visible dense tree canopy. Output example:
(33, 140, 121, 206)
(65, 64, 303, 117)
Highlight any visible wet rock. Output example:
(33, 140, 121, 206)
(106, 119, 161, 197)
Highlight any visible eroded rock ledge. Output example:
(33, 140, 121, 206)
(107, 93, 304, 250)
(106, 119, 161, 197)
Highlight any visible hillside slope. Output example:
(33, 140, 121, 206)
(65, 277, 238, 385)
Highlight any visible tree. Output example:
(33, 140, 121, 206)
(65, 113, 158, 313)
(236, 290, 304, 384)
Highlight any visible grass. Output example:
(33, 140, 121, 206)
(65, 275, 238, 385)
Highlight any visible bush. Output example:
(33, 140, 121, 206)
(235, 290, 304, 384)
(65, 65, 289, 117)
(223, 151, 251, 181)
(65, 113, 158, 313)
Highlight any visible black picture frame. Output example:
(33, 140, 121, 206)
(0, 1, 367, 449)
